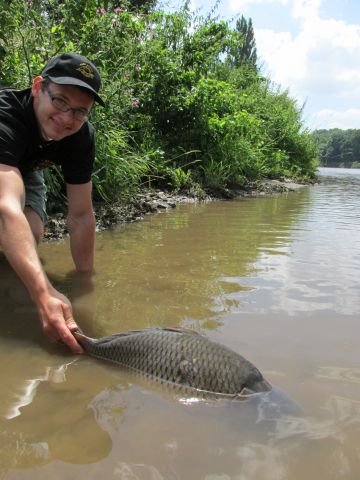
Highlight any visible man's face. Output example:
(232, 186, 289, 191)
(32, 80, 94, 141)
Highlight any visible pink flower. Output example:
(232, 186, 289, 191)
(97, 7, 106, 16)
(115, 6, 123, 14)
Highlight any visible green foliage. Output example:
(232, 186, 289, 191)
(0, 0, 317, 203)
(229, 15, 257, 69)
(199, 158, 232, 192)
(312, 129, 360, 168)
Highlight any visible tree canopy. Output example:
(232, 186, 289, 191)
(229, 15, 257, 69)
(312, 129, 360, 168)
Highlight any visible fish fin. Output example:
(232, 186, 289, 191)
(89, 329, 161, 343)
(91, 327, 203, 340)
(72, 330, 85, 340)
(76, 329, 152, 342)
(163, 326, 203, 336)
(109, 326, 202, 336)
(72, 330, 96, 342)
(73, 327, 203, 346)
(239, 387, 258, 396)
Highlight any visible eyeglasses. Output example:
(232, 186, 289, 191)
(43, 84, 91, 121)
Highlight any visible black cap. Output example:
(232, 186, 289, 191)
(41, 53, 105, 106)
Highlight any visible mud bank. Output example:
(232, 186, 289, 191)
(44, 178, 309, 241)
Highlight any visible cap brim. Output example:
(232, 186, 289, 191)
(46, 75, 105, 107)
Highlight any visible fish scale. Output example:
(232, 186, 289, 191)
(73, 328, 272, 397)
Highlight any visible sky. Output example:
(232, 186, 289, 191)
(165, 0, 360, 131)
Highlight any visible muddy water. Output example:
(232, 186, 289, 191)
(0, 167, 359, 479)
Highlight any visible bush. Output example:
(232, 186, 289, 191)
(0, 0, 318, 203)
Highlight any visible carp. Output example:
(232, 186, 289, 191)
(73, 327, 271, 398)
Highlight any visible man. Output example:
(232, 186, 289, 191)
(0, 52, 105, 353)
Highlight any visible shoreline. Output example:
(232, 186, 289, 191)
(44, 178, 310, 241)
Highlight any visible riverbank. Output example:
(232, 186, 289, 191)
(44, 178, 309, 241)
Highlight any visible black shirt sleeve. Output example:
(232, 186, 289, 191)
(0, 90, 29, 168)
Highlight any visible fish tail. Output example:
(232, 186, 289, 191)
(72, 329, 94, 348)
(72, 329, 84, 338)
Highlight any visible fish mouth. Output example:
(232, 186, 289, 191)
(250, 378, 273, 394)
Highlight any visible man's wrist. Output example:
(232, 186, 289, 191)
(29, 278, 53, 306)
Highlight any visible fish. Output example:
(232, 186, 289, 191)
(73, 327, 272, 398)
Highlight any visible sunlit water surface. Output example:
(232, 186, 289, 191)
(0, 167, 359, 479)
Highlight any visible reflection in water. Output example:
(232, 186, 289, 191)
(272, 394, 360, 442)
(235, 443, 287, 480)
(5, 359, 77, 420)
(0, 358, 115, 475)
(316, 366, 360, 385)
(114, 462, 164, 479)
(79, 188, 316, 335)
(0, 168, 359, 479)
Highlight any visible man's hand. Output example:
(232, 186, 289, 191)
(37, 288, 84, 354)
(0, 165, 87, 353)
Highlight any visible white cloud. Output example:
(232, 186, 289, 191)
(309, 108, 360, 130)
(229, 0, 288, 12)
(337, 69, 360, 86)
(255, 29, 307, 88)
(255, 8, 360, 84)
(291, 0, 321, 20)
(247, 0, 360, 128)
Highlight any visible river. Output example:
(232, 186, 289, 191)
(0, 167, 359, 479)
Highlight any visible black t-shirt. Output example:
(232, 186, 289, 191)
(0, 88, 95, 183)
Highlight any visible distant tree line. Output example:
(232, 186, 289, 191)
(312, 129, 360, 168)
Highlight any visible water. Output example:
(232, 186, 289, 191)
(0, 167, 359, 479)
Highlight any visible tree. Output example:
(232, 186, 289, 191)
(229, 15, 257, 69)
(312, 128, 360, 167)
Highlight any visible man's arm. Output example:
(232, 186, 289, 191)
(66, 182, 96, 273)
(0, 164, 83, 353)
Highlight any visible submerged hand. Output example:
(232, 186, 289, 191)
(36, 288, 84, 354)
